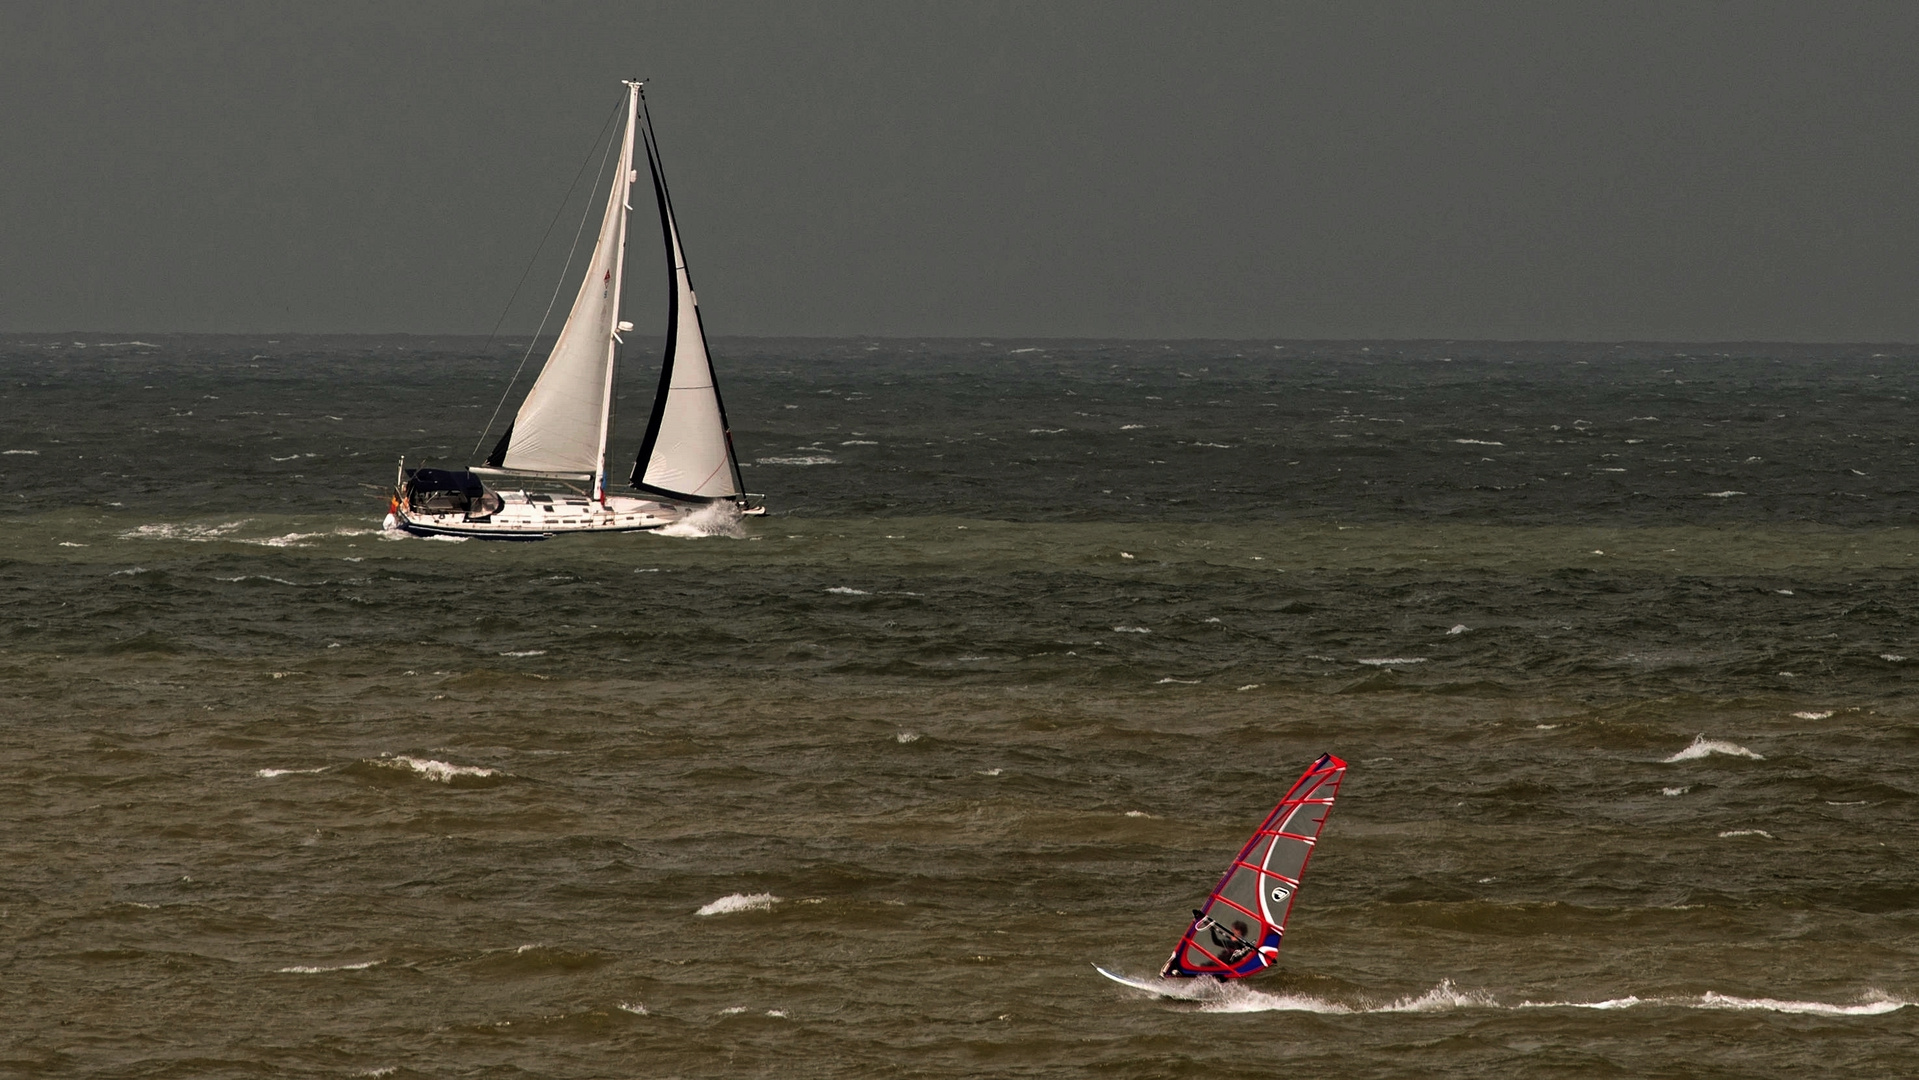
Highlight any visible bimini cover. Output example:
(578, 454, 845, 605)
(407, 469, 487, 498)
(1160, 752, 1347, 979)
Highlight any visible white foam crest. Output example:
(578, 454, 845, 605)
(1718, 829, 1777, 840)
(498, 650, 547, 657)
(256, 767, 327, 778)
(1357, 657, 1427, 666)
(1454, 438, 1504, 446)
(825, 586, 869, 595)
(654, 501, 747, 539)
(109, 567, 150, 576)
(1662, 786, 1690, 796)
(696, 893, 780, 917)
(1520, 991, 1908, 1015)
(1200, 979, 1495, 1015)
(1111, 625, 1151, 634)
(379, 756, 500, 783)
(120, 520, 248, 541)
(1704, 490, 1746, 498)
(277, 959, 381, 973)
(895, 731, 922, 743)
(1663, 735, 1763, 762)
(1793, 710, 1834, 720)
(3, 449, 41, 455)
(238, 532, 327, 548)
(755, 455, 836, 466)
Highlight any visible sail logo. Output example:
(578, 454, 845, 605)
(1270, 886, 1291, 904)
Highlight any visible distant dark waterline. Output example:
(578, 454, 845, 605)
(1, 337, 1913, 1078)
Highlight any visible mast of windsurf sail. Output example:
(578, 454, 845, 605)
(627, 84, 746, 503)
(477, 83, 639, 489)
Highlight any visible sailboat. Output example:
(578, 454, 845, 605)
(1097, 752, 1347, 990)
(387, 79, 758, 540)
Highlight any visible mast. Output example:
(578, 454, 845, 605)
(591, 80, 643, 502)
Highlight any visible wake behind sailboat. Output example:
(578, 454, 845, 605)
(1100, 752, 1347, 993)
(388, 79, 759, 540)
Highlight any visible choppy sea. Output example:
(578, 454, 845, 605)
(2, 335, 1915, 1078)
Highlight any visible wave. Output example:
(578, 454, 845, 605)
(1663, 735, 1764, 762)
(120, 520, 248, 541)
(655, 501, 746, 539)
(754, 455, 836, 466)
(1108, 976, 1910, 1018)
(1357, 657, 1427, 666)
(256, 767, 327, 778)
(375, 756, 501, 783)
(696, 893, 780, 917)
(276, 959, 381, 974)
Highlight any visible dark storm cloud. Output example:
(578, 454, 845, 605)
(2, 1, 1916, 339)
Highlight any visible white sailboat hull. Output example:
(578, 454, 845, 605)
(392, 491, 682, 540)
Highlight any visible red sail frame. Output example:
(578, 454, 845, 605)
(1160, 752, 1347, 979)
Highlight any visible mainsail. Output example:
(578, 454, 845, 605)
(484, 84, 641, 489)
(627, 91, 745, 502)
(1160, 752, 1347, 979)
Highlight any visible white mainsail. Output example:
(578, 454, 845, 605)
(629, 97, 744, 502)
(485, 85, 641, 487)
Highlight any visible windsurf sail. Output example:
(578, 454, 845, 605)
(1159, 752, 1347, 979)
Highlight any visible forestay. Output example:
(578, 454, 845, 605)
(1160, 752, 1347, 979)
(627, 94, 744, 502)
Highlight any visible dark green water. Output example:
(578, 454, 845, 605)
(2, 337, 1916, 1077)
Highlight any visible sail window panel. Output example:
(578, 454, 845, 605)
(1276, 801, 1332, 836)
(1213, 866, 1268, 925)
(1260, 836, 1311, 885)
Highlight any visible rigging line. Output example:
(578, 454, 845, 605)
(469, 94, 627, 463)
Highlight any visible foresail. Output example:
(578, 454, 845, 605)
(628, 96, 743, 502)
(491, 95, 637, 480)
(1160, 752, 1347, 979)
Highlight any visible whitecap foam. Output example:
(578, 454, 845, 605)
(2, 449, 40, 455)
(895, 731, 921, 743)
(1112, 626, 1151, 634)
(1662, 786, 1690, 796)
(1519, 991, 1908, 1016)
(1663, 735, 1763, 762)
(696, 893, 781, 916)
(379, 756, 500, 783)
(617, 1001, 648, 1016)
(120, 520, 248, 542)
(239, 532, 327, 548)
(1881, 654, 1907, 663)
(1718, 829, 1777, 840)
(1112, 974, 1910, 1018)
(1453, 438, 1504, 446)
(256, 767, 327, 778)
(1792, 711, 1833, 720)
(1356, 657, 1427, 666)
(1704, 490, 1746, 498)
(754, 455, 836, 466)
(498, 650, 547, 657)
(276, 959, 381, 973)
(654, 501, 747, 539)
(825, 586, 869, 595)
(1120, 424, 1145, 430)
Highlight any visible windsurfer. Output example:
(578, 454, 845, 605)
(1192, 910, 1257, 965)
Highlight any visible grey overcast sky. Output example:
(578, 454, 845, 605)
(3, 1, 1917, 340)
